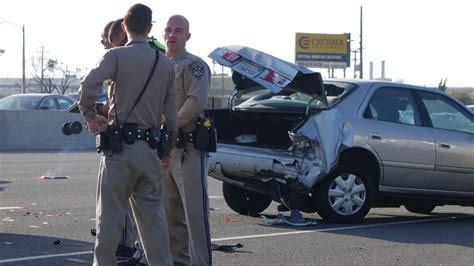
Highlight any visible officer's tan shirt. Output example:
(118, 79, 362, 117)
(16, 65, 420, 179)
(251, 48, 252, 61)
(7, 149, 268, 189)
(170, 49, 210, 132)
(79, 36, 177, 138)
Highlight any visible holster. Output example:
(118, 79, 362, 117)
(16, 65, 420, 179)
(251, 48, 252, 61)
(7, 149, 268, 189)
(193, 117, 217, 152)
(107, 124, 123, 153)
(97, 124, 123, 157)
(157, 130, 170, 159)
(121, 123, 138, 144)
(207, 127, 217, 153)
(194, 122, 209, 150)
(146, 128, 161, 149)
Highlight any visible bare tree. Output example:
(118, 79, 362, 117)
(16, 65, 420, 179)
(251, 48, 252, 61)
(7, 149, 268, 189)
(437, 77, 448, 92)
(30, 53, 82, 94)
(57, 63, 82, 95)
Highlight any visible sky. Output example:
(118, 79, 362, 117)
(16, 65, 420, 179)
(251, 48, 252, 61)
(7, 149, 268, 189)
(0, 0, 473, 87)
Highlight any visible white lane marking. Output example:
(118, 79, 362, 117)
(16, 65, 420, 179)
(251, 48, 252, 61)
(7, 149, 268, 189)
(0, 215, 467, 264)
(0, 251, 93, 264)
(209, 196, 223, 199)
(211, 216, 462, 242)
(0, 207, 23, 210)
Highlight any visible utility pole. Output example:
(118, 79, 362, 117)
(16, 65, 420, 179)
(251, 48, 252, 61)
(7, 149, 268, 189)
(359, 6, 363, 79)
(352, 50, 358, 79)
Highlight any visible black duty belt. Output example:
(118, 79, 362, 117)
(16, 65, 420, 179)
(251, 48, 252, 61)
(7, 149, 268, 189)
(121, 123, 161, 145)
(176, 130, 194, 149)
(124, 128, 148, 141)
(177, 131, 194, 143)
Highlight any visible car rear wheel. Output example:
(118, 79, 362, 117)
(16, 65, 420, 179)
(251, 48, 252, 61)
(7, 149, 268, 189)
(404, 204, 436, 214)
(222, 182, 272, 217)
(315, 164, 374, 223)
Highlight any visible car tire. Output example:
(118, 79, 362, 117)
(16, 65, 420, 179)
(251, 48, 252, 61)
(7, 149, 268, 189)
(222, 182, 272, 217)
(404, 204, 436, 214)
(315, 163, 374, 223)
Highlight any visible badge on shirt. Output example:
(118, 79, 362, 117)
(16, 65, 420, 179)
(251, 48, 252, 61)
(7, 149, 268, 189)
(189, 62, 205, 79)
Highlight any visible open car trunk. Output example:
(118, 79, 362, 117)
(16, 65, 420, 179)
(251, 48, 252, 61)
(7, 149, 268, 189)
(213, 109, 306, 150)
(207, 46, 352, 190)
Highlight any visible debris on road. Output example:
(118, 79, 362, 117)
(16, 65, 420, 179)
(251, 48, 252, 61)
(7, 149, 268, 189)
(37, 175, 69, 180)
(47, 214, 65, 218)
(211, 243, 243, 253)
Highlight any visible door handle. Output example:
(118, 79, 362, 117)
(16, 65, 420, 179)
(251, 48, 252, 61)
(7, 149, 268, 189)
(438, 142, 451, 149)
(370, 133, 382, 140)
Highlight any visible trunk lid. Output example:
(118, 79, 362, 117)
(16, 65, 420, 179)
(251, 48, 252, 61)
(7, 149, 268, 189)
(208, 46, 327, 107)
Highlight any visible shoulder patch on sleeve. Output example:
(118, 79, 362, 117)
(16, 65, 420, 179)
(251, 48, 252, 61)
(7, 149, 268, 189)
(189, 62, 205, 79)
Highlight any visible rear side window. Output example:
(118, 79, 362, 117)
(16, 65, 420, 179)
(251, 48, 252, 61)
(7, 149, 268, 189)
(57, 97, 72, 110)
(364, 87, 421, 126)
(39, 98, 56, 110)
(418, 91, 474, 133)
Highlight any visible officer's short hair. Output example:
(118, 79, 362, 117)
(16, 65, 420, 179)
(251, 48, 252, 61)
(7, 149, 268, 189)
(101, 20, 114, 46)
(102, 21, 114, 39)
(124, 3, 152, 35)
(109, 18, 127, 45)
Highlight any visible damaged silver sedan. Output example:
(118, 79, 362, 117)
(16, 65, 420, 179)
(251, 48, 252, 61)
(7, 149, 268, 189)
(207, 46, 474, 223)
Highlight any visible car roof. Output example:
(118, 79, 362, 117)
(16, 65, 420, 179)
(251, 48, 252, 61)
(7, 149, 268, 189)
(7, 93, 66, 97)
(326, 78, 435, 88)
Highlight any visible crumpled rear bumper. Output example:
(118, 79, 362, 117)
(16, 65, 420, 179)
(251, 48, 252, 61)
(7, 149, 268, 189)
(208, 109, 353, 189)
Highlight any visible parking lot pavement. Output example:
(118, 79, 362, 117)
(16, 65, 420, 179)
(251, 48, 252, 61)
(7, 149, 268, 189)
(1, 152, 474, 265)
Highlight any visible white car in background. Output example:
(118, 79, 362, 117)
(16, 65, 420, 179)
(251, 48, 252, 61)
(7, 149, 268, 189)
(0, 93, 74, 110)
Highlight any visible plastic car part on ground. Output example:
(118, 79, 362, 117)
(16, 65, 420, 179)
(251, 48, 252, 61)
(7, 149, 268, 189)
(211, 243, 243, 252)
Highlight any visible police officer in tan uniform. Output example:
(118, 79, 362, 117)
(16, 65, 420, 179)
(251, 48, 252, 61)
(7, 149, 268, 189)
(163, 14, 212, 265)
(79, 4, 177, 265)
(97, 18, 137, 258)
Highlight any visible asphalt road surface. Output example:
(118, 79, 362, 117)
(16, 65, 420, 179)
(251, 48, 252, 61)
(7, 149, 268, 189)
(1, 151, 474, 265)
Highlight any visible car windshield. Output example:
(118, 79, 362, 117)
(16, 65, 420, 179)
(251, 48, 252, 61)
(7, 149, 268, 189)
(234, 81, 355, 112)
(0, 95, 42, 110)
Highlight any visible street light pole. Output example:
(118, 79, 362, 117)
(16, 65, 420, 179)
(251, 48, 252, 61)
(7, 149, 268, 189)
(22, 24, 25, 93)
(0, 21, 26, 93)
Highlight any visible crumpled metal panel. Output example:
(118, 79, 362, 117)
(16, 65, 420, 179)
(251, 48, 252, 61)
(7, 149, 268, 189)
(208, 144, 295, 179)
(207, 109, 353, 189)
(294, 109, 353, 188)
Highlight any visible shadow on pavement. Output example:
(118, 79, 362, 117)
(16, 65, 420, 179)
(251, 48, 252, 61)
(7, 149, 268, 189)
(322, 212, 474, 248)
(257, 211, 474, 248)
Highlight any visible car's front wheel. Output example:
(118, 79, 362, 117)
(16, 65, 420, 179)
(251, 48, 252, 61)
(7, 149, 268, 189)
(315, 164, 374, 223)
(404, 204, 436, 214)
(222, 182, 272, 217)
